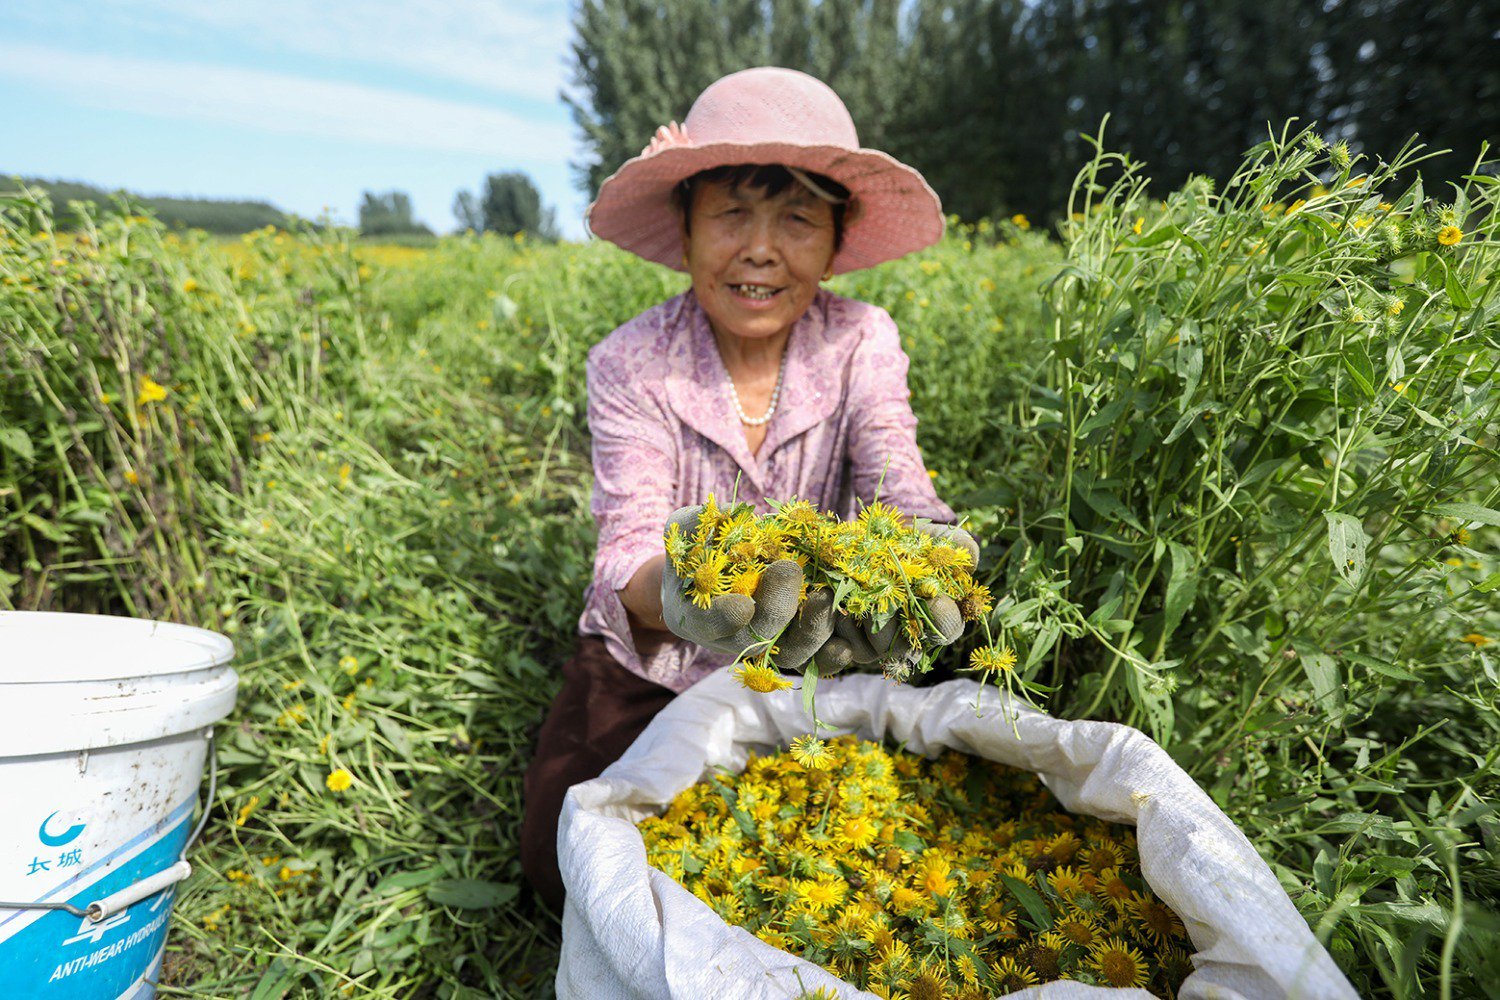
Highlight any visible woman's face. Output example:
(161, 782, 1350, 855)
(681, 177, 837, 344)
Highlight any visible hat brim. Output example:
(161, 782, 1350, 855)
(585, 142, 944, 275)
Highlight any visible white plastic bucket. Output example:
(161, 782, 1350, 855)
(0, 611, 238, 1000)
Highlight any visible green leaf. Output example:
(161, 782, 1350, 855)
(1161, 542, 1198, 644)
(894, 830, 927, 854)
(248, 959, 296, 1000)
(1130, 225, 1180, 248)
(373, 714, 412, 757)
(1474, 572, 1500, 594)
(1175, 339, 1204, 405)
(1324, 511, 1369, 587)
(1077, 396, 1132, 437)
(374, 866, 445, 894)
(1429, 502, 1500, 527)
(426, 879, 518, 909)
(1023, 620, 1061, 672)
(1293, 639, 1343, 712)
(1443, 261, 1473, 309)
(998, 872, 1053, 930)
(0, 427, 34, 464)
(20, 512, 69, 543)
(1344, 652, 1420, 682)
(1164, 402, 1216, 444)
(801, 659, 819, 721)
(1341, 343, 1375, 399)
(1070, 471, 1146, 532)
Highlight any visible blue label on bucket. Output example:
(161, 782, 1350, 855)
(0, 799, 194, 1000)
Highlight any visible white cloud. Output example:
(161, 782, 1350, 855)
(11, 0, 573, 106)
(0, 42, 572, 162)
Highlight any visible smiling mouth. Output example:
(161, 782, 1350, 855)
(728, 283, 783, 300)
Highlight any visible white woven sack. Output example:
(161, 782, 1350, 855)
(556, 667, 1357, 999)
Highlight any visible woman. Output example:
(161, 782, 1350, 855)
(520, 66, 979, 913)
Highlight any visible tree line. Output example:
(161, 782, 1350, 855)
(359, 173, 559, 240)
(565, 0, 1498, 228)
(3, 174, 560, 240)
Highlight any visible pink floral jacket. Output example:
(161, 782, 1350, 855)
(578, 287, 956, 692)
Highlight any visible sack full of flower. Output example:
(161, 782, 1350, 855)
(554, 670, 1356, 998)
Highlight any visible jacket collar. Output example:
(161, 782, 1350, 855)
(664, 289, 841, 493)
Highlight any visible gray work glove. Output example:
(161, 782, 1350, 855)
(835, 518, 980, 666)
(659, 505, 837, 672)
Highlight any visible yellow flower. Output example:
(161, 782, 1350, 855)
(1088, 937, 1150, 988)
(325, 768, 354, 792)
(1132, 217, 1144, 235)
(991, 955, 1039, 992)
(789, 734, 836, 770)
(727, 562, 763, 597)
(967, 645, 1017, 675)
(901, 957, 951, 999)
(794, 876, 845, 911)
(1436, 225, 1463, 246)
(1286, 198, 1307, 215)
(921, 856, 954, 897)
(123, 469, 140, 486)
(1011, 213, 1030, 230)
(138, 376, 169, 404)
(733, 661, 791, 693)
(235, 795, 261, 827)
(1391, 381, 1408, 394)
(182, 278, 199, 293)
(837, 815, 880, 850)
(686, 549, 732, 610)
(1129, 888, 1186, 945)
(1460, 633, 1491, 647)
(339, 654, 359, 674)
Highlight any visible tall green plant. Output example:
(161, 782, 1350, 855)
(961, 118, 1498, 993)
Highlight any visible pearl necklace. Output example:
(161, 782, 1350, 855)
(725, 348, 787, 427)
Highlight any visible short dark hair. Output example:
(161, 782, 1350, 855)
(673, 163, 852, 251)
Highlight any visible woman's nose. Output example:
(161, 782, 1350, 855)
(740, 214, 780, 264)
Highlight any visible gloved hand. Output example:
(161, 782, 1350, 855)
(835, 518, 980, 665)
(659, 505, 837, 672)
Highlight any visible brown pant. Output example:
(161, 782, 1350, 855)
(520, 635, 676, 914)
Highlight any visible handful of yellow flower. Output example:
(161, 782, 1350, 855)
(664, 494, 995, 691)
(639, 736, 1192, 998)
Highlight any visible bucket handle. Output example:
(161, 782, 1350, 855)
(0, 728, 220, 922)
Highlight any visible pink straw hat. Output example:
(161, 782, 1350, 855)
(585, 67, 944, 275)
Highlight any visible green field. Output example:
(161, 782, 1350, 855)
(2, 125, 1497, 997)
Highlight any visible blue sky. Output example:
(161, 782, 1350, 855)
(0, 0, 590, 238)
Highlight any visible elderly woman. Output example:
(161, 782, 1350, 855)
(520, 66, 978, 912)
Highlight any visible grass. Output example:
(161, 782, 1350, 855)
(2, 119, 1497, 997)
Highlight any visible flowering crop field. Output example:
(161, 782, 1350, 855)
(2, 122, 1497, 998)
